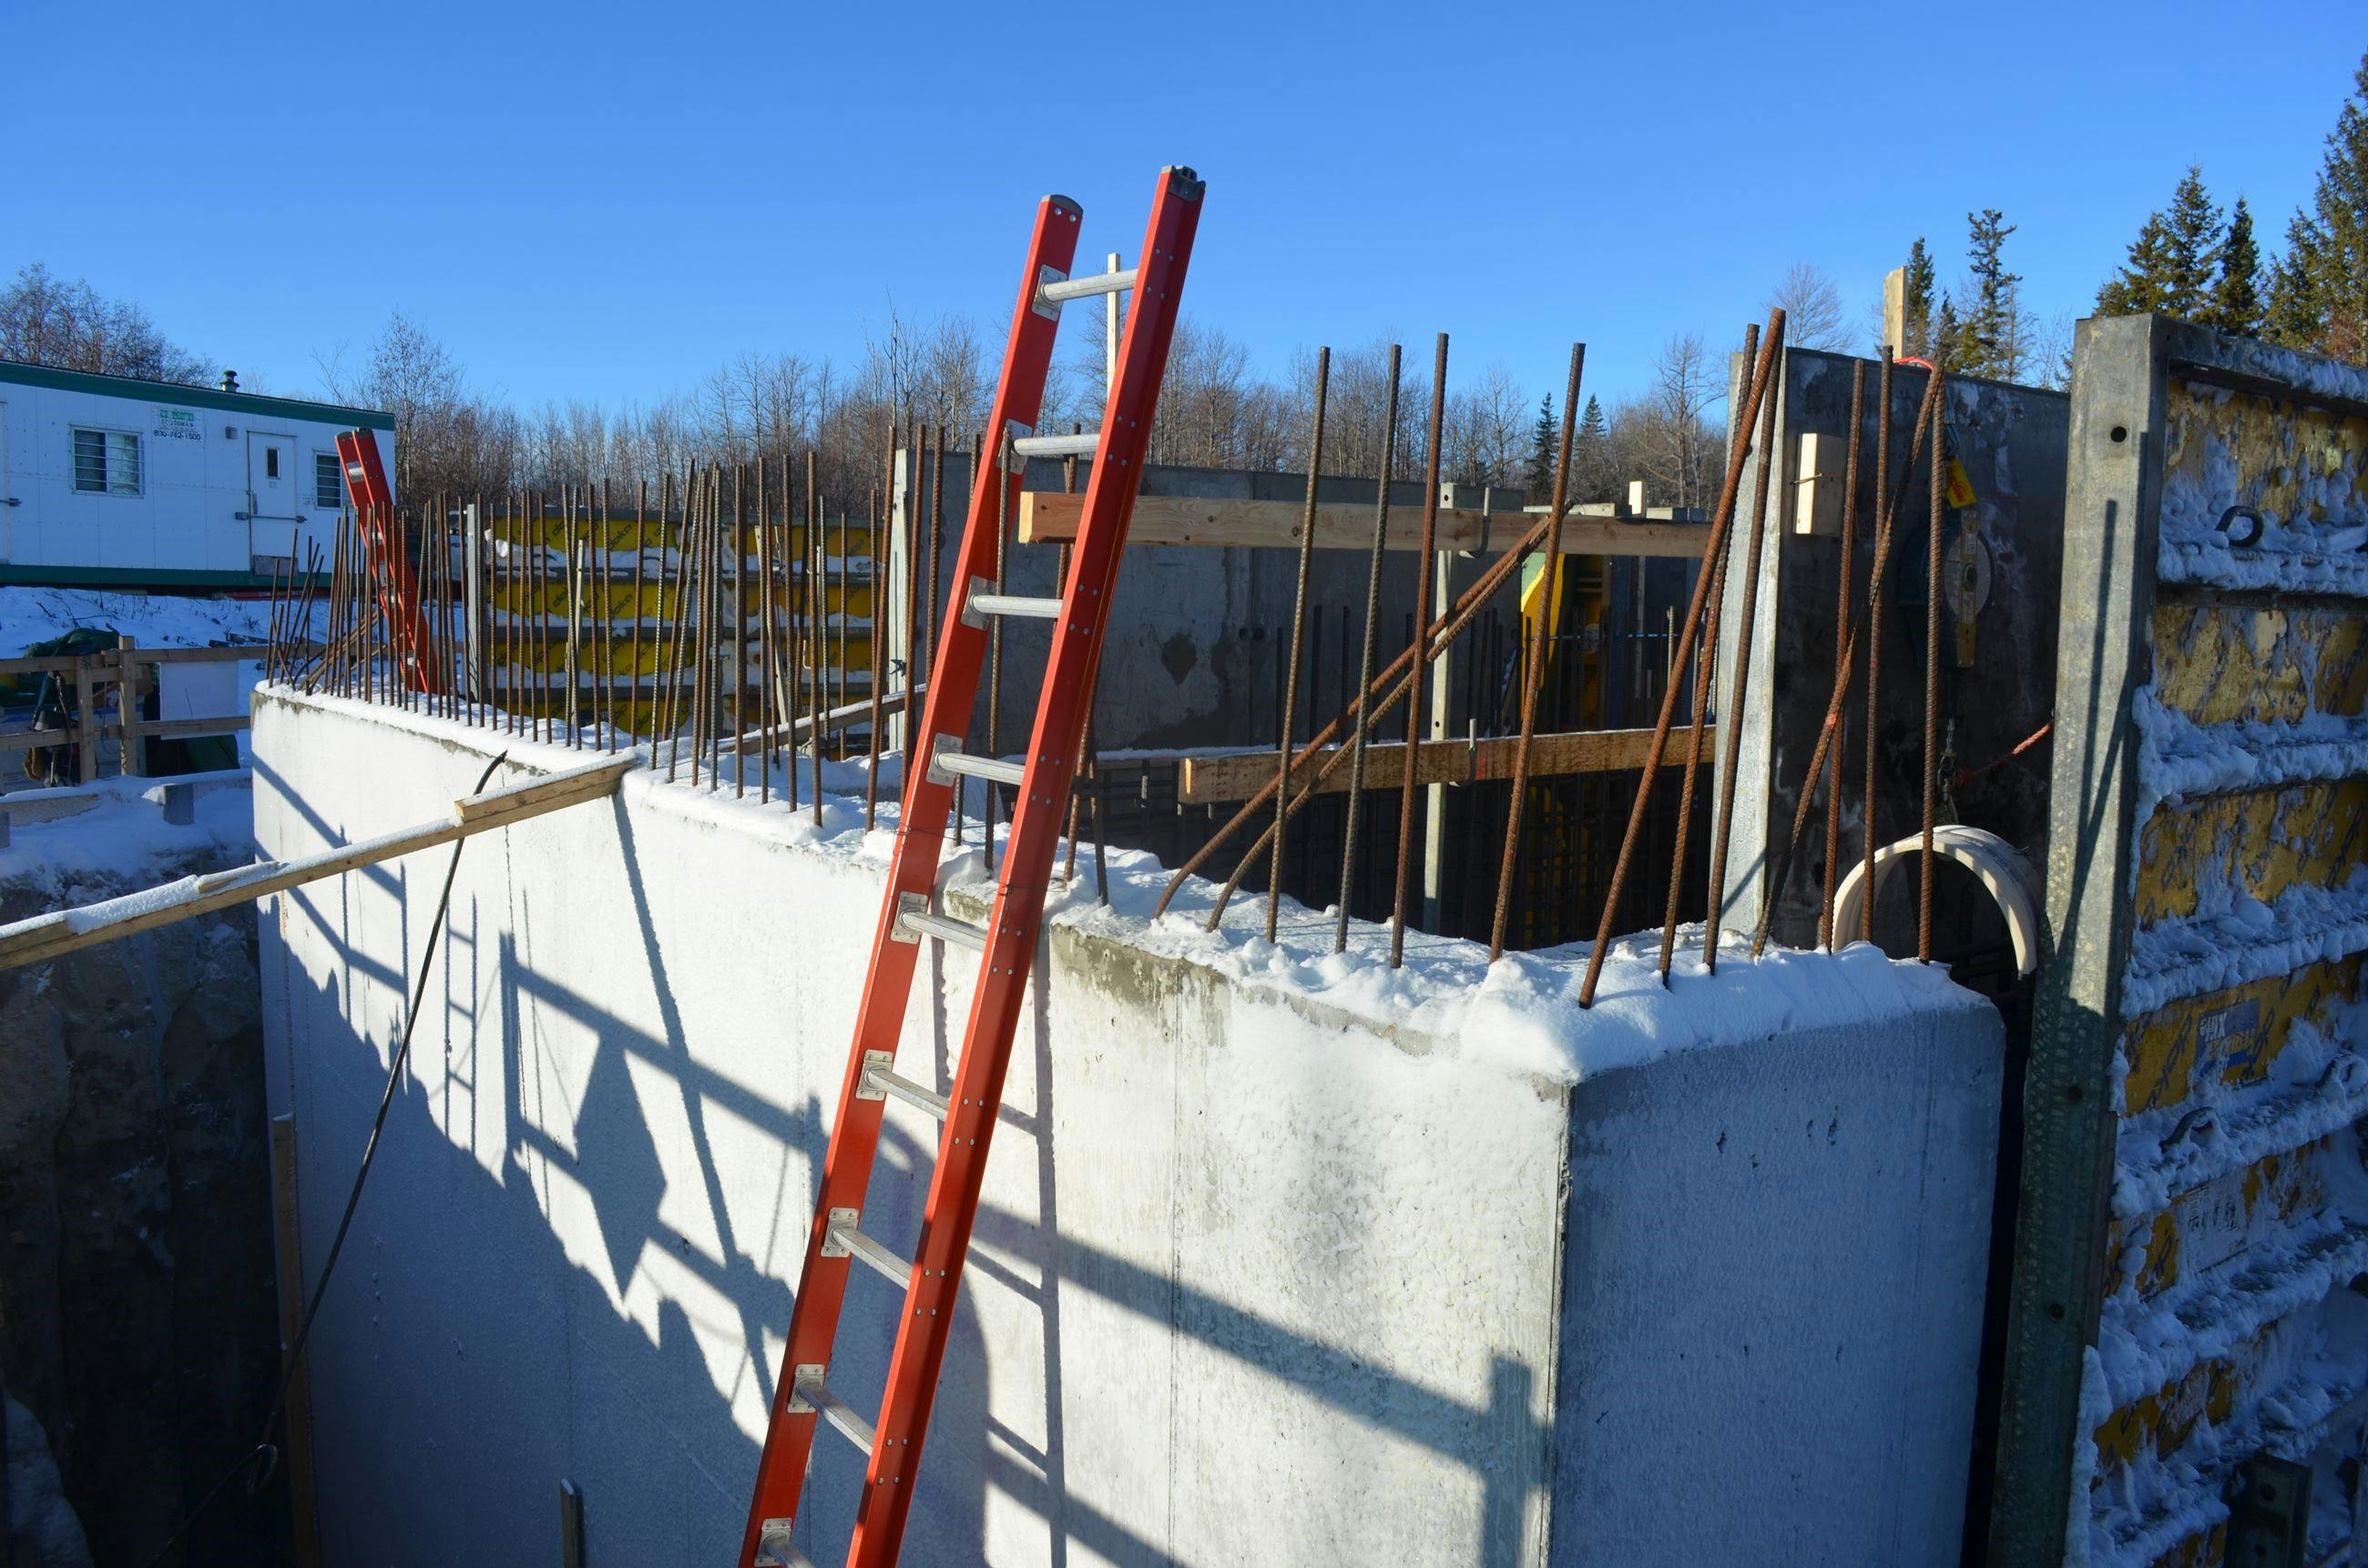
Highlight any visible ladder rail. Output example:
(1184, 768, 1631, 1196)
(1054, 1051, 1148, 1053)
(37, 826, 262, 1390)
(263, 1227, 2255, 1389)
(843, 166, 1205, 1566)
(735, 189, 1085, 1568)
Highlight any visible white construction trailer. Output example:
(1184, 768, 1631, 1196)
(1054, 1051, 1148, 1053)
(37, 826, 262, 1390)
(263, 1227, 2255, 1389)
(0, 359, 393, 588)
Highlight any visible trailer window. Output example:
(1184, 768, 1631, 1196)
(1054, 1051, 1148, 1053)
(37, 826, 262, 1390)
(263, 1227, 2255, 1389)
(316, 453, 344, 509)
(71, 428, 141, 495)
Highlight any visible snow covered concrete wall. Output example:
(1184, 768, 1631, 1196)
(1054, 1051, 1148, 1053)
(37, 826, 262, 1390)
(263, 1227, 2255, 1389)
(252, 686, 2002, 1567)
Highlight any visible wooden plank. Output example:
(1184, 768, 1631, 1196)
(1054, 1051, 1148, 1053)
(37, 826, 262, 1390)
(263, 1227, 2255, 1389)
(124, 713, 253, 742)
(0, 644, 271, 677)
(1016, 492, 1712, 558)
(269, 1115, 325, 1568)
(0, 754, 634, 972)
(1177, 725, 1711, 804)
(0, 725, 76, 755)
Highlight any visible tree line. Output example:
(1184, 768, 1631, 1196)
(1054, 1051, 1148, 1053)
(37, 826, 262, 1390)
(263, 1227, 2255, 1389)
(5, 53, 2361, 514)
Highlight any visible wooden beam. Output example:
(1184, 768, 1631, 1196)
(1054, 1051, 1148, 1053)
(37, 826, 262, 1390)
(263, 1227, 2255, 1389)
(1016, 492, 1711, 557)
(1176, 725, 1712, 804)
(0, 754, 634, 972)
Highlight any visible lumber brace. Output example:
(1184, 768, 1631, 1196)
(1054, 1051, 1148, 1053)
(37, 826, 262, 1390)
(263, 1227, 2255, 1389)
(1176, 725, 1711, 804)
(1017, 492, 1712, 557)
(0, 755, 633, 972)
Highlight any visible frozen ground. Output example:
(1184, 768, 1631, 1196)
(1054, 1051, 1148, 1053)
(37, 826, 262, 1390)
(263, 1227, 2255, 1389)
(0, 585, 284, 658)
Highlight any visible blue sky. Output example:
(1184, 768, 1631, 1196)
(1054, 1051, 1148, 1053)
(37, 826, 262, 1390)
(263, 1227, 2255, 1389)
(6, 1, 2361, 417)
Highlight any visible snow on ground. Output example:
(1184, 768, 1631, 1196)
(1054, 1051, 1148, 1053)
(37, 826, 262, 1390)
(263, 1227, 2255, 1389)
(0, 585, 284, 658)
(0, 771, 253, 895)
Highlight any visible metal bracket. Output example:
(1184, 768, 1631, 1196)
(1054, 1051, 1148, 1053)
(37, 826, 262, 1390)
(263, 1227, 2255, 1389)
(924, 732, 962, 786)
(1031, 264, 1067, 321)
(959, 574, 995, 630)
(889, 890, 926, 942)
(820, 1207, 857, 1258)
(854, 1049, 893, 1099)
(785, 1364, 825, 1414)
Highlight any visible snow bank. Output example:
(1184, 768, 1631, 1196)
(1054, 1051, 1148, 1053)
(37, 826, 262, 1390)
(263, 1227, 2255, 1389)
(0, 585, 285, 658)
(0, 772, 251, 892)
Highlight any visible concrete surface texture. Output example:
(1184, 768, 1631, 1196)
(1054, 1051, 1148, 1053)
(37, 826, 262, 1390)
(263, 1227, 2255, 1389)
(251, 686, 2003, 1566)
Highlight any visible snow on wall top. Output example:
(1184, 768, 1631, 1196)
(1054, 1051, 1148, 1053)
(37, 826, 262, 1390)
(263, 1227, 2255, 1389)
(262, 685, 1993, 1090)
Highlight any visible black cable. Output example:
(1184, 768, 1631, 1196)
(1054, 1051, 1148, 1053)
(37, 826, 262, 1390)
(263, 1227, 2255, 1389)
(142, 750, 508, 1568)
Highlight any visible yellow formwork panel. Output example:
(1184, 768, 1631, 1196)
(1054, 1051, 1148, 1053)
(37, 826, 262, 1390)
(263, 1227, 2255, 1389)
(2151, 600, 2368, 725)
(2119, 957, 2359, 1117)
(2092, 1321, 2271, 1477)
(485, 633, 879, 678)
(487, 515, 883, 557)
(2164, 375, 2368, 535)
(2102, 1140, 2332, 1305)
(485, 578, 877, 621)
(2135, 780, 2368, 924)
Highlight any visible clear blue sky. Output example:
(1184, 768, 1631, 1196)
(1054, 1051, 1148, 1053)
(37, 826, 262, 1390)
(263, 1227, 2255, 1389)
(7, 1, 2361, 416)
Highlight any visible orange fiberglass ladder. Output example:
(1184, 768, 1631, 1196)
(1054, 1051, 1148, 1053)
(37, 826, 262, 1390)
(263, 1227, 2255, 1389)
(739, 166, 1205, 1568)
(334, 428, 444, 697)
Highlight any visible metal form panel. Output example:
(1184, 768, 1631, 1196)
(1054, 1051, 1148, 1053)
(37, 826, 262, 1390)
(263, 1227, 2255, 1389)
(1993, 315, 2368, 1567)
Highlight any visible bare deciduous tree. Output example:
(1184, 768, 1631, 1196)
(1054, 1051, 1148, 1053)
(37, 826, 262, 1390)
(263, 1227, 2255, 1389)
(1, 263, 211, 384)
(1764, 262, 1852, 351)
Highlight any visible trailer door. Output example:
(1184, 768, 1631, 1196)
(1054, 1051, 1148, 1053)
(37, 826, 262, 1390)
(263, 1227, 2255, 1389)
(245, 430, 299, 570)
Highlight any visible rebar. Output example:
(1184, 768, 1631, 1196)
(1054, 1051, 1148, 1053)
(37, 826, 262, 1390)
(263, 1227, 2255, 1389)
(1389, 333, 1450, 966)
(1863, 349, 1893, 942)
(1489, 343, 1585, 962)
(1701, 331, 1786, 971)
(807, 450, 823, 826)
(1576, 310, 1785, 1009)
(1336, 343, 1403, 953)
(1263, 350, 1331, 941)
(757, 463, 775, 805)
(1820, 361, 1866, 948)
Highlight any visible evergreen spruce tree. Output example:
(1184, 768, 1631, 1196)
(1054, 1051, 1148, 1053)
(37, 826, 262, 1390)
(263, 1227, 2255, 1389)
(2159, 167, 2224, 318)
(2098, 209, 2177, 317)
(2305, 53, 2368, 361)
(1899, 238, 1937, 358)
(1573, 394, 1609, 502)
(1932, 296, 1963, 372)
(1525, 393, 1556, 503)
(2209, 196, 2266, 335)
(1955, 209, 2026, 379)
(2267, 208, 2329, 350)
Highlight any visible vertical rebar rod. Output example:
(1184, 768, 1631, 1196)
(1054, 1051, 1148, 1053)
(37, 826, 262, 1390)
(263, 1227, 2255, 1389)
(1390, 333, 1450, 965)
(599, 482, 616, 749)
(1863, 349, 1894, 942)
(864, 474, 884, 829)
(807, 450, 823, 826)
(1659, 545, 1725, 983)
(1701, 332, 1785, 971)
(1577, 312, 1784, 1008)
(1336, 343, 1403, 953)
(1921, 366, 1944, 963)
(632, 480, 648, 744)
(1820, 361, 1866, 947)
(1263, 350, 1331, 942)
(757, 462, 775, 805)
(732, 466, 746, 798)
(926, 424, 944, 677)
(1489, 343, 1585, 962)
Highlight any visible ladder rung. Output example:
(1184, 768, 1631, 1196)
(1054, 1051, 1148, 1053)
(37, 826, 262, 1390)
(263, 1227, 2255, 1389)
(933, 745, 1027, 788)
(828, 1216, 914, 1287)
(862, 1063, 951, 1118)
(754, 1527, 812, 1568)
(793, 1372, 876, 1456)
(1012, 432, 1100, 458)
(970, 591, 1063, 620)
(893, 899, 988, 952)
(1038, 267, 1136, 304)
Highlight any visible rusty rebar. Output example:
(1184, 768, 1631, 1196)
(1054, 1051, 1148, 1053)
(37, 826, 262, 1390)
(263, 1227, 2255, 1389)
(864, 471, 883, 828)
(1189, 501, 1567, 929)
(1656, 318, 1754, 983)
(1489, 343, 1584, 961)
(756, 462, 775, 805)
(1335, 343, 1403, 953)
(1863, 350, 1893, 942)
(1389, 334, 1447, 965)
(808, 450, 823, 826)
(1820, 361, 1866, 948)
(1576, 310, 1785, 1009)
(1701, 332, 1786, 971)
(1263, 352, 1331, 939)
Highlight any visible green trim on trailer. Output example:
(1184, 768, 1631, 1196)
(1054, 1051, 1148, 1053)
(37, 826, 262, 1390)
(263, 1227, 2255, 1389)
(0, 359, 394, 431)
(0, 563, 273, 589)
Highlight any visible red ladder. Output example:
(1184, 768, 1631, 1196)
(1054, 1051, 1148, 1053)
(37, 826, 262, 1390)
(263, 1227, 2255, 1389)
(739, 166, 1205, 1568)
(334, 429, 444, 696)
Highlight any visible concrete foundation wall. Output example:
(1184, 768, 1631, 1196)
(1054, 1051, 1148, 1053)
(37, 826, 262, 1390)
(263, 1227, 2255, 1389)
(252, 687, 2003, 1566)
